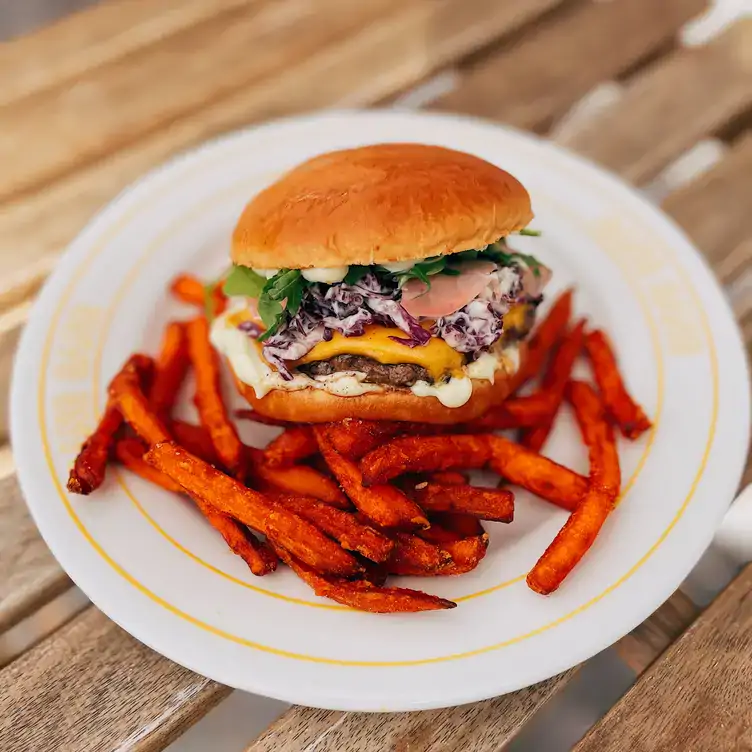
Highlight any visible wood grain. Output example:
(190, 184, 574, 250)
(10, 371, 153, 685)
(0, 0, 563, 211)
(433, 0, 706, 131)
(246, 672, 573, 751)
(0, 606, 229, 752)
(717, 237, 752, 298)
(0, 467, 70, 634)
(0, 0, 564, 284)
(0, 0, 257, 108)
(560, 19, 752, 183)
(0, 303, 29, 442)
(0, 0, 401, 204)
(662, 132, 752, 272)
(0, 255, 56, 312)
(574, 564, 752, 751)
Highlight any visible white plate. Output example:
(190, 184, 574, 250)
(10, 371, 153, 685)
(11, 110, 749, 712)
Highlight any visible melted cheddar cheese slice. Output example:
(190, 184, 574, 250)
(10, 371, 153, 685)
(503, 303, 530, 333)
(294, 325, 464, 381)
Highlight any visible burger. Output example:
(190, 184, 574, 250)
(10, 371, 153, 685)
(210, 143, 551, 423)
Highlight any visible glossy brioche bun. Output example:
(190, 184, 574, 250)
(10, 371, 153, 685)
(231, 344, 526, 424)
(231, 143, 533, 270)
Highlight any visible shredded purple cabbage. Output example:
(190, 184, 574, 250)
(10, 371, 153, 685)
(432, 300, 506, 355)
(260, 273, 427, 379)
(254, 267, 526, 378)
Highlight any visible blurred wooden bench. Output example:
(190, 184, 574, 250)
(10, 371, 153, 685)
(0, 1, 750, 749)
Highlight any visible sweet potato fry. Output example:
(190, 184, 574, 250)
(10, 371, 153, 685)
(440, 534, 489, 575)
(108, 354, 170, 446)
(567, 380, 621, 495)
(359, 435, 492, 486)
(417, 518, 488, 575)
(170, 273, 226, 315)
(460, 392, 556, 432)
(510, 288, 573, 392)
(169, 420, 220, 465)
(387, 533, 452, 576)
(145, 442, 361, 577)
(409, 483, 514, 522)
(235, 409, 297, 427)
(67, 402, 123, 495)
(114, 437, 183, 493)
(521, 320, 585, 452)
(192, 494, 278, 576)
(324, 418, 436, 460)
(527, 485, 612, 595)
(263, 426, 318, 467)
(68, 354, 156, 494)
(583, 329, 652, 439)
(275, 547, 455, 613)
(150, 321, 190, 419)
(170, 274, 205, 306)
(486, 435, 587, 511)
(247, 447, 349, 508)
(315, 427, 429, 530)
(186, 316, 245, 479)
(324, 419, 402, 459)
(273, 494, 394, 563)
(527, 381, 620, 595)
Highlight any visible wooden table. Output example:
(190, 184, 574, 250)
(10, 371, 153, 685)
(0, 1, 750, 749)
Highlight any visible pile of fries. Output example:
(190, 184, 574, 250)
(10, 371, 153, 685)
(67, 277, 651, 613)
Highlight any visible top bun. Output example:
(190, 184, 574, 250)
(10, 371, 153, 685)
(231, 143, 533, 270)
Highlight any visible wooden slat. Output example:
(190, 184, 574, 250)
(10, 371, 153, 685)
(0, 256, 56, 312)
(574, 564, 752, 751)
(433, 0, 706, 131)
(662, 132, 752, 271)
(0, 0, 564, 283)
(0, 303, 28, 442)
(0, 607, 229, 752)
(247, 674, 572, 752)
(0, 468, 70, 634)
(0, 0, 565, 211)
(0, 0, 400, 205)
(718, 237, 752, 296)
(560, 20, 752, 183)
(0, 0, 256, 108)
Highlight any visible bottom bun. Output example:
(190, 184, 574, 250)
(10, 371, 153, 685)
(232, 344, 526, 424)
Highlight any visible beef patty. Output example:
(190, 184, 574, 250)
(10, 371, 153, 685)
(299, 303, 538, 387)
(299, 355, 431, 387)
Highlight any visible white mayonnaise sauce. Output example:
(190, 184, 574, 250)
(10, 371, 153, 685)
(211, 310, 379, 399)
(410, 377, 473, 408)
(300, 266, 349, 284)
